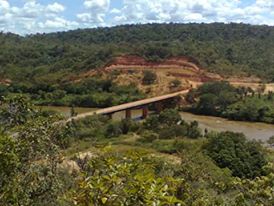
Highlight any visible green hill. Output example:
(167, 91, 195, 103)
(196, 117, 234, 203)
(1, 23, 274, 84)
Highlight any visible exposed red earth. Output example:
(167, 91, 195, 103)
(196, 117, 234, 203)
(73, 55, 274, 96)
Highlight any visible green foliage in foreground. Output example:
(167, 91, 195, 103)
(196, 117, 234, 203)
(72, 147, 274, 206)
(74, 152, 183, 206)
(0, 95, 62, 130)
(0, 95, 273, 205)
(187, 81, 274, 123)
(0, 119, 64, 206)
(0, 96, 36, 128)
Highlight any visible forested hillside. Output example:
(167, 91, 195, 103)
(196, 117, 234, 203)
(1, 23, 274, 84)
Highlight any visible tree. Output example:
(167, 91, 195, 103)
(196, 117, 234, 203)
(74, 151, 183, 206)
(145, 109, 182, 131)
(0, 135, 19, 199)
(204, 131, 268, 179)
(0, 95, 68, 205)
(197, 81, 236, 96)
(0, 95, 36, 128)
(196, 93, 219, 115)
(158, 109, 182, 127)
(188, 81, 274, 123)
(0, 118, 64, 206)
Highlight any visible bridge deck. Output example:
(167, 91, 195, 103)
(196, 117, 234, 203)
(68, 90, 188, 121)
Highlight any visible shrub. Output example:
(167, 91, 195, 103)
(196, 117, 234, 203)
(142, 70, 157, 85)
(267, 136, 274, 147)
(138, 130, 159, 143)
(187, 121, 201, 139)
(169, 79, 181, 89)
(158, 125, 187, 139)
(152, 140, 178, 154)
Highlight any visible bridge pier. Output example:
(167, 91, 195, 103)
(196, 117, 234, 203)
(142, 105, 148, 119)
(107, 113, 113, 119)
(125, 109, 132, 119)
(155, 102, 163, 113)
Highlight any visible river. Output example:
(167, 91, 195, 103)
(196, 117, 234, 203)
(40, 106, 274, 142)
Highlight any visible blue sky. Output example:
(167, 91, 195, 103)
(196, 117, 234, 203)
(1, 0, 274, 34)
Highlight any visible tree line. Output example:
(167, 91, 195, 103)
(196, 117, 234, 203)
(186, 81, 274, 123)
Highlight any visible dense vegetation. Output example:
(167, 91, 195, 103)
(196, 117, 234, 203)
(0, 77, 145, 107)
(204, 131, 267, 179)
(69, 108, 201, 142)
(186, 81, 274, 123)
(1, 23, 274, 85)
(1, 95, 274, 205)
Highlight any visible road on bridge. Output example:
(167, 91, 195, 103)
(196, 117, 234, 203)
(67, 89, 189, 122)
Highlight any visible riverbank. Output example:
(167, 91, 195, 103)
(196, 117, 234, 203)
(40, 106, 274, 142)
(179, 112, 274, 141)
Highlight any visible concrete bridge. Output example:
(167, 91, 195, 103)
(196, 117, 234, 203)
(68, 89, 189, 122)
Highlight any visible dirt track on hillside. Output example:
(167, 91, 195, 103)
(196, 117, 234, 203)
(74, 55, 274, 95)
(230, 82, 274, 92)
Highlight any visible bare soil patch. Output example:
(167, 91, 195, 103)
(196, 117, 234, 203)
(75, 55, 273, 96)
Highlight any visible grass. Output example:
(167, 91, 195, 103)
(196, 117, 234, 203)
(62, 133, 141, 157)
(63, 132, 188, 166)
(62, 139, 99, 157)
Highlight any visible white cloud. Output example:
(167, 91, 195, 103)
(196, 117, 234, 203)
(256, 0, 274, 9)
(0, 0, 10, 27)
(184, 13, 205, 22)
(0, 0, 9, 13)
(0, 0, 74, 34)
(110, 8, 120, 15)
(13, 0, 43, 19)
(38, 17, 78, 30)
(110, 0, 243, 24)
(2, 0, 274, 34)
(77, 12, 105, 24)
(77, 0, 110, 25)
(108, 0, 274, 26)
(84, 0, 110, 10)
(77, 13, 92, 22)
(46, 2, 65, 13)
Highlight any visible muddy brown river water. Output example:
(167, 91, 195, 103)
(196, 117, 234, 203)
(40, 106, 274, 142)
